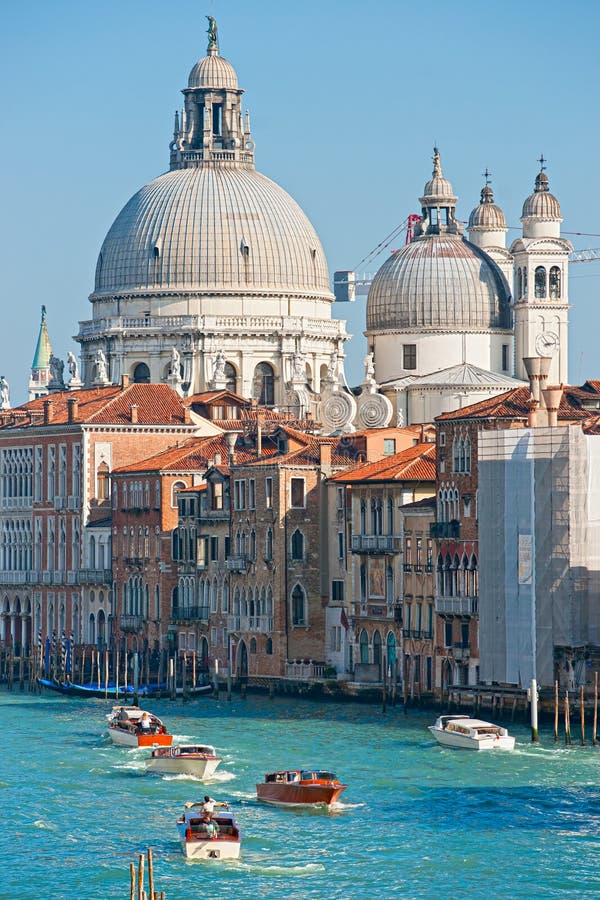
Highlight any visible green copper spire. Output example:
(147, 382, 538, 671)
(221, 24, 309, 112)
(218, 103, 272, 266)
(31, 305, 52, 369)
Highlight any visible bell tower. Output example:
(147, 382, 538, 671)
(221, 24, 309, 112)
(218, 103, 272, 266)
(511, 159, 572, 384)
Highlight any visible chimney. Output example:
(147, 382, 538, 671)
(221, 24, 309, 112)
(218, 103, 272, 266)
(225, 431, 237, 464)
(43, 399, 53, 425)
(319, 442, 332, 472)
(541, 386, 563, 427)
(183, 407, 192, 425)
(523, 357, 543, 403)
(527, 398, 539, 428)
(130, 404, 138, 424)
(214, 452, 222, 466)
(121, 374, 130, 390)
(67, 397, 79, 424)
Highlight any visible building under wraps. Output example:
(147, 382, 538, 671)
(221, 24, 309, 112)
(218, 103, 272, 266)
(478, 425, 600, 689)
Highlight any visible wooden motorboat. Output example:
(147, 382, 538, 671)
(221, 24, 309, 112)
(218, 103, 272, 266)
(428, 715, 515, 750)
(176, 805, 241, 860)
(256, 769, 347, 807)
(145, 744, 222, 778)
(106, 706, 173, 748)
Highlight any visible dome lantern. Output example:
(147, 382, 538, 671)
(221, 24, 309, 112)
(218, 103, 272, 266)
(414, 148, 463, 238)
(521, 156, 562, 238)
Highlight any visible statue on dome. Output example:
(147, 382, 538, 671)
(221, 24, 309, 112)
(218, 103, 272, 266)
(0, 375, 10, 410)
(326, 351, 338, 382)
(67, 351, 80, 383)
(206, 15, 218, 48)
(363, 352, 375, 382)
(94, 348, 109, 384)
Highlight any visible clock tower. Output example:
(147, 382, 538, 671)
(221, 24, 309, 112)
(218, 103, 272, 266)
(511, 160, 572, 385)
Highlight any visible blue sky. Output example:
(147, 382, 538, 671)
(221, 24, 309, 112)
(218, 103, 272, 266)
(1, 0, 599, 402)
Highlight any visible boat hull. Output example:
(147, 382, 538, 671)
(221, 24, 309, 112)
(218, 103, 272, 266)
(145, 756, 221, 778)
(108, 726, 173, 748)
(428, 726, 515, 751)
(179, 837, 240, 860)
(256, 783, 347, 806)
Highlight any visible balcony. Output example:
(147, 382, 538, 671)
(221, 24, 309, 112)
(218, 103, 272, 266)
(430, 520, 460, 540)
(452, 643, 471, 660)
(78, 569, 112, 585)
(0, 572, 29, 584)
(285, 660, 326, 680)
(350, 534, 401, 554)
(203, 503, 230, 520)
(435, 595, 479, 615)
(226, 556, 248, 572)
(227, 615, 273, 633)
(53, 496, 66, 510)
(171, 605, 209, 623)
(120, 615, 143, 633)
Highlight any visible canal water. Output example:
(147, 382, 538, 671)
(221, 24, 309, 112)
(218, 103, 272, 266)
(2, 690, 600, 899)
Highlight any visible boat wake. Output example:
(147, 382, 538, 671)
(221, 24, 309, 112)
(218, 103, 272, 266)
(330, 801, 365, 811)
(33, 819, 58, 831)
(232, 861, 325, 876)
(159, 769, 236, 783)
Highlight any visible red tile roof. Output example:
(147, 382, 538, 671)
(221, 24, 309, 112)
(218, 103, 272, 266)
(435, 383, 597, 423)
(112, 434, 279, 475)
(0, 384, 190, 428)
(328, 443, 436, 483)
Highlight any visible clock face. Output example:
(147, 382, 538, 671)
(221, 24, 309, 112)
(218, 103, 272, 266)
(535, 331, 559, 357)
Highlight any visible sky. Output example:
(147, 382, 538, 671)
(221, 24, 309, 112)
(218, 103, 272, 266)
(1, 0, 600, 403)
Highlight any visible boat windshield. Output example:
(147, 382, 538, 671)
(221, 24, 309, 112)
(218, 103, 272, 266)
(300, 771, 336, 781)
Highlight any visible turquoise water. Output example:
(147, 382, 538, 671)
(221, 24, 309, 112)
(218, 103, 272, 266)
(2, 691, 600, 899)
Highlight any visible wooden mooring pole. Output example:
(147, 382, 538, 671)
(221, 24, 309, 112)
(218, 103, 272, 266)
(593, 671, 598, 747)
(564, 689, 572, 745)
(554, 680, 559, 743)
(580, 684, 586, 746)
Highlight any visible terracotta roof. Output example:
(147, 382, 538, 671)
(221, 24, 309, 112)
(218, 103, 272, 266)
(400, 496, 436, 511)
(112, 434, 278, 475)
(328, 443, 436, 484)
(0, 383, 190, 429)
(435, 383, 595, 423)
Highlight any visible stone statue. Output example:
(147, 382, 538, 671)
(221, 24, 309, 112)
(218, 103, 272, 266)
(326, 352, 338, 381)
(169, 346, 181, 378)
(213, 349, 226, 381)
(67, 351, 80, 382)
(291, 351, 306, 381)
(363, 352, 375, 381)
(49, 354, 65, 387)
(0, 375, 10, 410)
(206, 15, 218, 47)
(95, 348, 108, 383)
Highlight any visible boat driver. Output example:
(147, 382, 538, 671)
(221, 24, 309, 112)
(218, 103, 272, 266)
(202, 813, 219, 840)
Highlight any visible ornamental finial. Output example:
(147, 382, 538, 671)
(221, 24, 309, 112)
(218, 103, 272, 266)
(432, 146, 442, 176)
(206, 15, 218, 51)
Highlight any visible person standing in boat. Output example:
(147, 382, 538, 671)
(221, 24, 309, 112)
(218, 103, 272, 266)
(202, 812, 219, 840)
(117, 707, 129, 723)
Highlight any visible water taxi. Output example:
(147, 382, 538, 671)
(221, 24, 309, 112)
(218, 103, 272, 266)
(145, 744, 222, 778)
(106, 706, 173, 748)
(256, 769, 348, 807)
(428, 715, 515, 750)
(176, 804, 241, 860)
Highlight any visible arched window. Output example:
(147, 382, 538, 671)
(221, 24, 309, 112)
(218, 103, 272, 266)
(517, 267, 522, 299)
(373, 630, 382, 673)
(249, 637, 257, 655)
(386, 565, 394, 603)
(359, 629, 369, 664)
(360, 499, 366, 534)
(266, 637, 273, 655)
(291, 584, 306, 626)
(224, 362, 237, 394)
(97, 462, 110, 501)
(171, 480, 186, 508)
(252, 362, 275, 406)
(387, 497, 394, 536)
(133, 362, 150, 384)
(534, 266, 546, 299)
(549, 266, 561, 299)
(360, 564, 367, 602)
(291, 529, 304, 561)
(453, 438, 461, 473)
(249, 530, 256, 561)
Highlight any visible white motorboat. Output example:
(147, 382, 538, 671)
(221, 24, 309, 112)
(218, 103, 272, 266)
(106, 706, 173, 748)
(176, 805, 241, 860)
(145, 744, 222, 778)
(428, 715, 515, 750)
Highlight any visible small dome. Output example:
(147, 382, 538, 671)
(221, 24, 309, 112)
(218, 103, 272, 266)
(366, 235, 511, 332)
(468, 185, 506, 229)
(188, 50, 238, 89)
(522, 169, 561, 219)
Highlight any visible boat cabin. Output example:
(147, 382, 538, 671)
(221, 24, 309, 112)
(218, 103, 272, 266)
(264, 769, 339, 784)
(151, 744, 216, 759)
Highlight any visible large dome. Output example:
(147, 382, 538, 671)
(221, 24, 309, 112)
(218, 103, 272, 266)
(366, 235, 511, 331)
(93, 166, 331, 298)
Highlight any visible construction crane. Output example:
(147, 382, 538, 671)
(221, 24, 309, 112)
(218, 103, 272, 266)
(333, 217, 600, 301)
